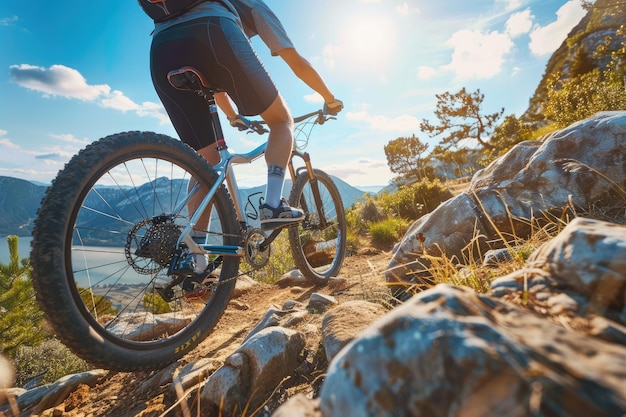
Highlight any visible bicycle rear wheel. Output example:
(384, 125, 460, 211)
(288, 169, 347, 285)
(31, 131, 240, 371)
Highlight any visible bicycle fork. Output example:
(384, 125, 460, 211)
(288, 150, 328, 229)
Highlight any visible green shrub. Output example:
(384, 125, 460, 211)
(13, 338, 90, 387)
(79, 287, 117, 316)
(143, 292, 172, 314)
(345, 229, 362, 256)
(368, 218, 409, 247)
(345, 196, 386, 236)
(359, 196, 387, 223)
(245, 233, 295, 284)
(377, 179, 453, 220)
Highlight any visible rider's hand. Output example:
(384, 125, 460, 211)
(229, 115, 251, 131)
(323, 99, 343, 116)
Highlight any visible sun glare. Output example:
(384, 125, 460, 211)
(341, 14, 396, 72)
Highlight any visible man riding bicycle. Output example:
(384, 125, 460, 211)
(140, 0, 344, 233)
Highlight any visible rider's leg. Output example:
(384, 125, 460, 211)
(185, 143, 220, 273)
(260, 93, 293, 208)
(189, 143, 221, 233)
(258, 94, 304, 230)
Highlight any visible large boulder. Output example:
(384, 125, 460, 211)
(319, 285, 626, 417)
(387, 111, 626, 285)
(201, 326, 305, 415)
(318, 218, 626, 417)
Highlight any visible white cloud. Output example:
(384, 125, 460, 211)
(10, 64, 169, 124)
(347, 111, 420, 132)
(442, 29, 513, 79)
(529, 0, 586, 56)
(35, 151, 75, 162)
(100, 90, 140, 111)
(0, 16, 19, 26)
(136, 101, 170, 124)
(417, 66, 438, 80)
(50, 133, 90, 146)
(0, 131, 20, 150)
(9, 64, 111, 100)
(0, 139, 19, 150)
(506, 8, 534, 37)
(304, 92, 324, 103)
(322, 157, 393, 187)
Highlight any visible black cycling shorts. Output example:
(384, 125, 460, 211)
(150, 16, 278, 150)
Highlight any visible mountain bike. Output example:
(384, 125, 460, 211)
(30, 66, 347, 371)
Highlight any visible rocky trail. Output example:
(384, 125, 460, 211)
(24, 249, 394, 417)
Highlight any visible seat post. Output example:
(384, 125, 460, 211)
(205, 91, 225, 145)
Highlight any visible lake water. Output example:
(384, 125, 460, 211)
(1, 236, 151, 287)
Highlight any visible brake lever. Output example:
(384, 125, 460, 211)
(316, 111, 327, 125)
(249, 121, 268, 135)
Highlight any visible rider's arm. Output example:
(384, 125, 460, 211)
(215, 92, 238, 120)
(276, 48, 343, 114)
(215, 91, 251, 130)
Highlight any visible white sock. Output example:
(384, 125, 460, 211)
(265, 165, 285, 208)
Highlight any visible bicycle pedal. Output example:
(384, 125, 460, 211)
(184, 279, 216, 302)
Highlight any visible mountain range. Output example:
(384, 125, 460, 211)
(0, 175, 373, 237)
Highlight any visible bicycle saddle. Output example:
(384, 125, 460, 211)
(167, 66, 217, 93)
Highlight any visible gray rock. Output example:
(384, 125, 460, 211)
(27, 370, 107, 415)
(320, 284, 626, 417)
(171, 358, 220, 394)
(527, 217, 626, 316)
(307, 293, 337, 313)
(388, 112, 626, 285)
(271, 393, 321, 417)
(201, 327, 305, 415)
(321, 300, 387, 361)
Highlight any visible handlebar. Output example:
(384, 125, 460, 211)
(231, 108, 337, 136)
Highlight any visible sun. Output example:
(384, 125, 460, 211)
(340, 13, 396, 71)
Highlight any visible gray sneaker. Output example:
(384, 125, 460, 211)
(260, 198, 304, 230)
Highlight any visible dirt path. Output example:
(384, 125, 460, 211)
(54, 250, 393, 417)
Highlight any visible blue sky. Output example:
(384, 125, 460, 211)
(0, 0, 587, 188)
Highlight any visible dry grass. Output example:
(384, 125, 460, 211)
(398, 182, 626, 297)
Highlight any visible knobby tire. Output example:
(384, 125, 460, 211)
(31, 131, 240, 371)
(288, 169, 347, 285)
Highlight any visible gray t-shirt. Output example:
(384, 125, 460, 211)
(228, 0, 294, 55)
(153, 0, 294, 56)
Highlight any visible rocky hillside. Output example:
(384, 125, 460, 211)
(0, 177, 46, 237)
(524, 0, 626, 121)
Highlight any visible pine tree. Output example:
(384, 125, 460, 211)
(0, 236, 45, 357)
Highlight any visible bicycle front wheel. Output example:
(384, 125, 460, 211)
(288, 169, 347, 285)
(31, 131, 240, 371)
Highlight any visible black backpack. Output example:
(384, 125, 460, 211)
(138, 0, 211, 22)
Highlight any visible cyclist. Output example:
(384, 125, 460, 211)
(144, 0, 343, 232)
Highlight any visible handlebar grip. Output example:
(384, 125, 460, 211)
(323, 100, 343, 116)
